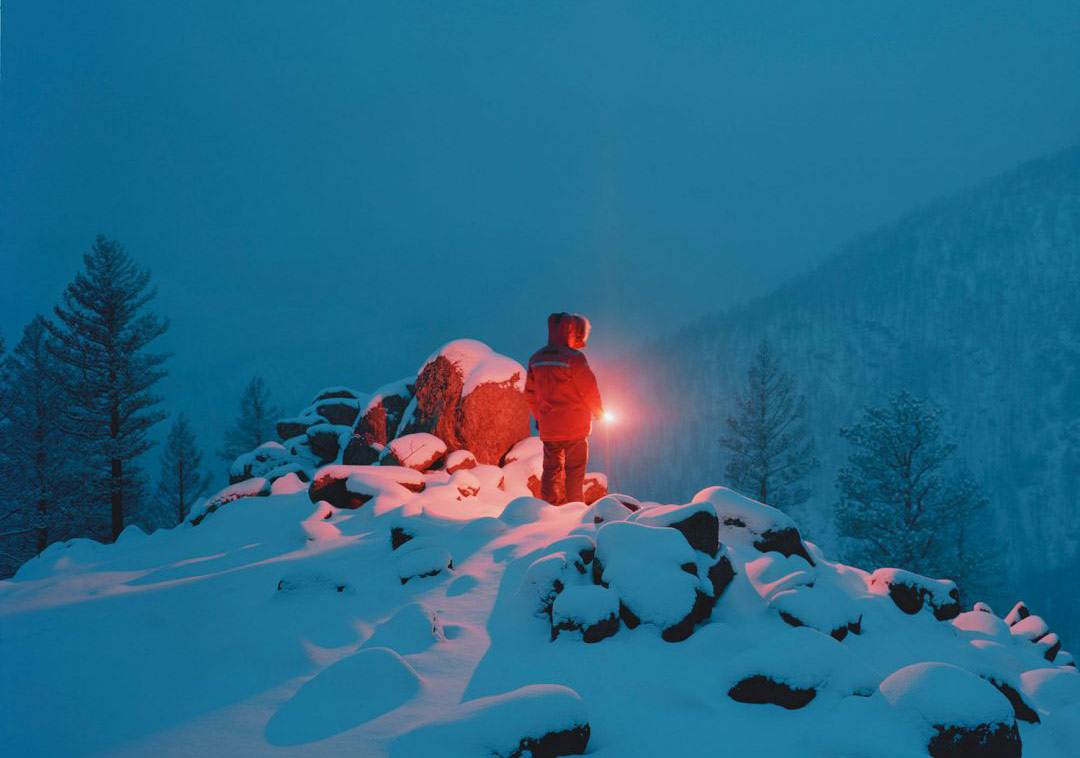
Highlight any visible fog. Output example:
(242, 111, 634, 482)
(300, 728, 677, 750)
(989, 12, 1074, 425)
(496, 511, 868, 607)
(3, 0, 1079, 460)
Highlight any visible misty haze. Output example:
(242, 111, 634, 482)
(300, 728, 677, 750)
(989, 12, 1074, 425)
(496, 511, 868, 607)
(2, 3, 1079, 757)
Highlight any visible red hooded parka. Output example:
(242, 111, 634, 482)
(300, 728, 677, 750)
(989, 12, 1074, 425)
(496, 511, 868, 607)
(525, 313, 604, 441)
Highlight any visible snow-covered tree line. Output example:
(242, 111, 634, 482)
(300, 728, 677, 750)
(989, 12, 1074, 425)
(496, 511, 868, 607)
(721, 340, 998, 601)
(0, 235, 283, 576)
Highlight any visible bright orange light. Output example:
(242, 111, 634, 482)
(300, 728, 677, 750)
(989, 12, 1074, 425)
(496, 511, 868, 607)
(602, 410, 616, 424)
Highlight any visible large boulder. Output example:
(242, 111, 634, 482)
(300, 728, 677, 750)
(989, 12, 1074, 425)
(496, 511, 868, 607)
(389, 684, 590, 758)
(388, 433, 447, 471)
(880, 663, 1020, 758)
(314, 397, 362, 427)
(354, 378, 414, 447)
(593, 521, 733, 642)
(308, 465, 425, 509)
(228, 441, 293, 484)
(868, 568, 961, 621)
(189, 477, 272, 526)
(691, 486, 815, 566)
(401, 340, 530, 465)
(725, 627, 878, 709)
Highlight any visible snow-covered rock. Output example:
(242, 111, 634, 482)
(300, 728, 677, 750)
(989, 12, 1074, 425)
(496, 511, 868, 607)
(880, 662, 1020, 758)
(403, 339, 530, 465)
(869, 567, 962, 621)
(389, 684, 589, 758)
(724, 627, 878, 708)
(388, 432, 447, 471)
(691, 485, 815, 565)
(1, 435, 1074, 758)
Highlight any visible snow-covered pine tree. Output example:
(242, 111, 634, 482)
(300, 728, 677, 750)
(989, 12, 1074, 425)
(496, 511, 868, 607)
(46, 235, 171, 541)
(219, 377, 281, 461)
(0, 318, 94, 572)
(720, 340, 819, 511)
(835, 390, 999, 597)
(156, 413, 212, 525)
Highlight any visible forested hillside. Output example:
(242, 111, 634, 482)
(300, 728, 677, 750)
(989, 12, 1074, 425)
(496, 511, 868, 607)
(618, 144, 1080, 633)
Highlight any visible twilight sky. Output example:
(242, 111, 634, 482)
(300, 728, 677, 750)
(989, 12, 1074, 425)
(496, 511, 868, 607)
(2, 1, 1079, 466)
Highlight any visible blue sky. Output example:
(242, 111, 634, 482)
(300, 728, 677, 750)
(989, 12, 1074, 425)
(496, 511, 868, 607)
(3, 1, 1079, 466)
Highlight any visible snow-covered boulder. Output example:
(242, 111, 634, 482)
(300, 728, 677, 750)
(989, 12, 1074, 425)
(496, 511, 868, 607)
(276, 416, 313, 442)
(551, 585, 620, 643)
(691, 485, 815, 565)
(388, 432, 447, 471)
(354, 377, 414, 448)
(266, 647, 421, 747)
(305, 422, 350, 465)
(879, 662, 1020, 758)
(582, 496, 635, 525)
(629, 500, 720, 556)
(768, 581, 863, 640)
(389, 684, 590, 758)
(593, 520, 733, 642)
(1020, 667, 1080, 711)
(402, 340, 530, 465)
(308, 464, 425, 509)
(445, 449, 478, 473)
(725, 627, 878, 709)
(190, 477, 271, 525)
(397, 545, 453, 584)
(228, 441, 293, 484)
(868, 568, 961, 621)
(313, 397, 361, 427)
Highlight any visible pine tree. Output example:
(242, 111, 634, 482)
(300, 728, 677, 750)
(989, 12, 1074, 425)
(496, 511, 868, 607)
(46, 235, 171, 541)
(720, 340, 819, 510)
(0, 318, 92, 571)
(835, 390, 998, 596)
(219, 377, 281, 461)
(156, 413, 212, 525)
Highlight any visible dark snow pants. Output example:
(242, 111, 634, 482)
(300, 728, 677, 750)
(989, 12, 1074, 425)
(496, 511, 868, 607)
(541, 438, 589, 505)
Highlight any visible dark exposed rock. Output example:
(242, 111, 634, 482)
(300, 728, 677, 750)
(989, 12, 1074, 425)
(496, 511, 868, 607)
(342, 437, 381, 465)
(753, 527, 815, 566)
(629, 502, 720, 556)
(354, 383, 413, 447)
(390, 527, 414, 550)
(508, 724, 590, 758)
(980, 676, 1040, 724)
(306, 424, 345, 465)
(1004, 602, 1030, 626)
(728, 675, 817, 709)
(276, 417, 311, 441)
(315, 398, 361, 427)
(928, 721, 1020, 758)
(870, 568, 961, 621)
(191, 478, 272, 526)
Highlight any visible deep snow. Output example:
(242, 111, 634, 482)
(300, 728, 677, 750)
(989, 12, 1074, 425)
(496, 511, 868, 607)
(1, 462, 1078, 757)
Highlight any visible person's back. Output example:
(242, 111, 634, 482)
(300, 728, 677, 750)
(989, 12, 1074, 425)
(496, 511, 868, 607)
(525, 312, 604, 504)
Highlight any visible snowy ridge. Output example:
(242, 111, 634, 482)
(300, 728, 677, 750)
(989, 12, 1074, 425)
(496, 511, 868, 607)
(2, 462, 1078, 756)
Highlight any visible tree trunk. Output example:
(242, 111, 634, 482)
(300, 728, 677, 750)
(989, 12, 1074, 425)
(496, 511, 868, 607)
(111, 458, 123, 540)
(36, 496, 48, 555)
(111, 405, 123, 540)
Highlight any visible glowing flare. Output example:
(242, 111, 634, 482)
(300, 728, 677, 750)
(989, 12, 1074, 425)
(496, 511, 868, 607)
(602, 410, 617, 424)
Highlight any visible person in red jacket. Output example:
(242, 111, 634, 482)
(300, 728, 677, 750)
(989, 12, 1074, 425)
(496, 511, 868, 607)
(524, 312, 604, 504)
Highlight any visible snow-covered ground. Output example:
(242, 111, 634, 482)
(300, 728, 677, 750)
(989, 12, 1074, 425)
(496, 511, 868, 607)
(1, 463, 1077, 757)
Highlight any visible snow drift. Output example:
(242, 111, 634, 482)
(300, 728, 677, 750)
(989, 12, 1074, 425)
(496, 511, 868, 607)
(1, 340, 1077, 757)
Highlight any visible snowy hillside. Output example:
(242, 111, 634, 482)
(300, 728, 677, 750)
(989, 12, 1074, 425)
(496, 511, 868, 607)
(618, 145, 1080, 633)
(2, 341, 1078, 757)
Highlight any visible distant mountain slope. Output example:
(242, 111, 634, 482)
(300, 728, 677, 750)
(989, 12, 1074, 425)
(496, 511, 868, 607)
(619, 144, 1080, 602)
